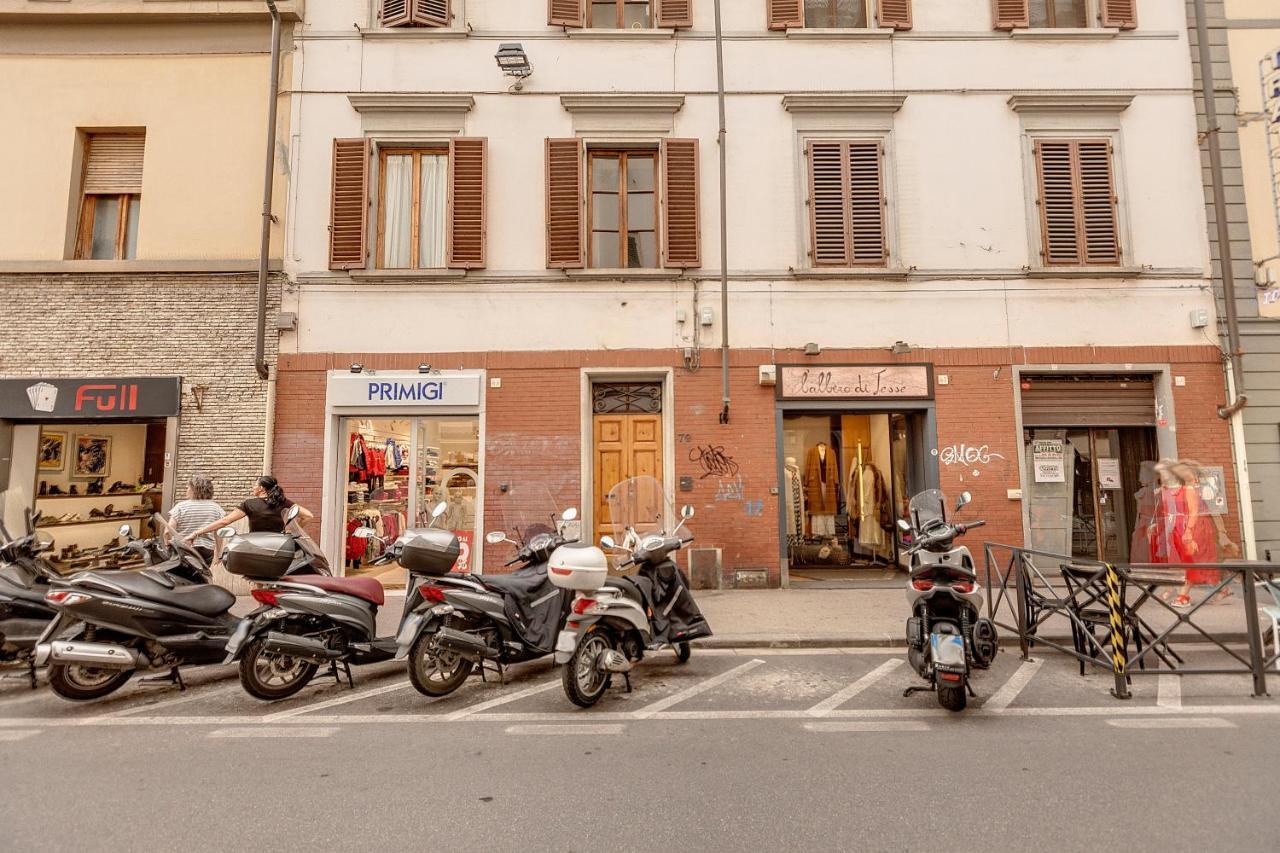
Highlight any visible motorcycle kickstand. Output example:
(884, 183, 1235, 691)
(140, 666, 185, 690)
(27, 659, 37, 690)
(903, 684, 935, 698)
(965, 681, 977, 698)
(329, 660, 354, 688)
(622, 672, 632, 694)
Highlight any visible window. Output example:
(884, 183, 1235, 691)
(379, 0, 450, 28)
(803, 0, 867, 28)
(1029, 0, 1086, 28)
(993, 0, 1136, 30)
(769, 0, 910, 30)
(75, 133, 144, 261)
(378, 148, 448, 269)
(806, 139, 887, 267)
(1033, 139, 1121, 266)
(589, 0, 651, 28)
(589, 151, 658, 268)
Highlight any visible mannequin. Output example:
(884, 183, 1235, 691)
(783, 456, 805, 539)
(805, 441, 839, 536)
(848, 443, 890, 552)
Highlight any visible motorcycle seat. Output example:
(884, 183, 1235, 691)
(286, 574, 385, 607)
(84, 570, 235, 617)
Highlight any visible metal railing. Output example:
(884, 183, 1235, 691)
(983, 543, 1278, 699)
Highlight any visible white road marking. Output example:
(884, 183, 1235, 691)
(983, 659, 1043, 712)
(262, 680, 411, 721)
(0, 729, 41, 741)
(209, 727, 339, 738)
(1106, 717, 1235, 730)
(98, 681, 245, 719)
(1157, 675, 1182, 709)
(504, 724, 625, 736)
(631, 659, 766, 719)
(444, 679, 561, 721)
(806, 659, 903, 717)
(804, 721, 931, 733)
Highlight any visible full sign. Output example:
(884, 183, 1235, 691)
(0, 377, 181, 420)
(778, 365, 933, 400)
(326, 371, 483, 408)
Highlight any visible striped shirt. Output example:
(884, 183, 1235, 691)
(169, 500, 226, 549)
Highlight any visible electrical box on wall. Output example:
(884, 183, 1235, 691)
(1189, 309, 1208, 329)
(699, 307, 714, 327)
(758, 365, 776, 386)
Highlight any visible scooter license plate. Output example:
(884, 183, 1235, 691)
(930, 633, 966, 667)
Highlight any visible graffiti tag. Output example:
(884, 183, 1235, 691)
(937, 444, 1005, 467)
(714, 475, 745, 502)
(690, 444, 739, 479)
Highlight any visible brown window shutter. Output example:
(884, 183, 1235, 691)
(329, 138, 369, 271)
(877, 0, 913, 30)
(1100, 0, 1137, 30)
(447, 138, 486, 269)
(656, 0, 693, 29)
(767, 0, 802, 31)
(546, 138, 584, 269)
(808, 141, 849, 266)
(847, 140, 886, 264)
(380, 0, 413, 26)
(661, 138, 700, 268)
(83, 133, 145, 194)
(413, 0, 450, 26)
(549, 0, 585, 27)
(1035, 141, 1079, 265)
(1077, 140, 1120, 264)
(992, 0, 1029, 29)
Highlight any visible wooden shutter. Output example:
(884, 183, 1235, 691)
(1100, 0, 1137, 30)
(808, 140, 886, 267)
(549, 0, 584, 27)
(413, 0, 450, 27)
(847, 141, 886, 263)
(380, 0, 412, 26)
(809, 141, 848, 266)
(1035, 140, 1120, 266)
(656, 0, 693, 29)
(83, 134, 145, 194)
(877, 0, 913, 30)
(447, 138, 486, 269)
(992, 0, 1029, 30)
(546, 138, 584, 269)
(329, 138, 369, 271)
(1021, 375, 1155, 427)
(767, 0, 802, 31)
(661, 139, 700, 268)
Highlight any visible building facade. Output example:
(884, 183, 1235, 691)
(0, 0, 297, 577)
(275, 0, 1241, 587)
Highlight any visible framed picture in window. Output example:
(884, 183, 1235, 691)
(74, 435, 112, 479)
(39, 431, 67, 472)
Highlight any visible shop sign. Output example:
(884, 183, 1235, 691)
(0, 377, 181, 420)
(1032, 439, 1065, 483)
(777, 365, 932, 400)
(326, 371, 482, 408)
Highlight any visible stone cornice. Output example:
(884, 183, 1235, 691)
(1007, 93, 1135, 113)
(559, 94, 686, 116)
(781, 94, 907, 114)
(347, 94, 475, 115)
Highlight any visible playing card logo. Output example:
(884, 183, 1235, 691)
(26, 382, 57, 413)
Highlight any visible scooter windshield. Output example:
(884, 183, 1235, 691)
(605, 476, 682, 549)
(499, 484, 574, 551)
(908, 489, 948, 531)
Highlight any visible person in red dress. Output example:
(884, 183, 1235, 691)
(1169, 461, 1222, 608)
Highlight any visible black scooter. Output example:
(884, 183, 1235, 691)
(36, 515, 322, 701)
(0, 508, 62, 688)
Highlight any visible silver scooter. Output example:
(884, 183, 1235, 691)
(899, 489, 998, 712)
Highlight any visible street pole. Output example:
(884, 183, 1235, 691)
(255, 0, 282, 381)
(713, 0, 730, 424)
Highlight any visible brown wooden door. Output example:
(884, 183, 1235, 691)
(593, 413, 662, 543)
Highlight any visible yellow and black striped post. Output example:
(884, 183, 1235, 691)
(1104, 562, 1131, 699)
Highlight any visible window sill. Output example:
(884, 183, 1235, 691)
(564, 268, 685, 279)
(350, 269, 470, 281)
(566, 28, 676, 40)
(1008, 28, 1121, 40)
(784, 27, 894, 40)
(793, 267, 908, 280)
(361, 27, 469, 40)
(1025, 266, 1144, 279)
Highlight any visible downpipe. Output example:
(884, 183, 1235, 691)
(34, 640, 138, 670)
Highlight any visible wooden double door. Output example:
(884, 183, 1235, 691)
(592, 412, 662, 543)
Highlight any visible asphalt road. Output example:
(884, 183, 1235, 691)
(2, 647, 1276, 852)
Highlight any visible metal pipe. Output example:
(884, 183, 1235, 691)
(255, 0, 282, 381)
(713, 0, 730, 424)
(1191, 0, 1246, 415)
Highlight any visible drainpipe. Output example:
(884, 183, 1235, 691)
(1191, 0, 1247, 417)
(713, 0, 730, 424)
(255, 0, 282, 381)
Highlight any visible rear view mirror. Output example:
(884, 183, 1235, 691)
(561, 507, 578, 522)
(897, 518, 911, 532)
(431, 502, 448, 519)
(34, 530, 55, 549)
(600, 536, 615, 549)
(956, 491, 972, 512)
(285, 505, 301, 523)
(216, 526, 236, 540)
(118, 523, 133, 538)
(485, 531, 506, 545)
(680, 505, 695, 519)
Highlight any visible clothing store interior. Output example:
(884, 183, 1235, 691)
(782, 412, 911, 584)
(344, 416, 480, 587)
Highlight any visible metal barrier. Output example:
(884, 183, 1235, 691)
(982, 544, 1278, 700)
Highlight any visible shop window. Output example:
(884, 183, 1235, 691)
(75, 132, 144, 260)
(378, 148, 448, 269)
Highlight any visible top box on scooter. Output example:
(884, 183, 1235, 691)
(547, 543, 608, 591)
(399, 528, 460, 576)
(222, 533, 296, 578)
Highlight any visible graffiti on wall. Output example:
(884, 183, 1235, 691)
(690, 444, 739, 479)
(934, 442, 1007, 480)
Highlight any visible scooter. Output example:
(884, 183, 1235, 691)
(898, 489, 999, 712)
(0, 503, 62, 688)
(551, 476, 712, 708)
(34, 515, 263, 701)
(394, 505, 578, 698)
(223, 503, 445, 701)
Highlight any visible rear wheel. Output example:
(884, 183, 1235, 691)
(563, 630, 613, 708)
(48, 662, 133, 701)
(674, 642, 691, 664)
(938, 682, 967, 712)
(407, 632, 473, 698)
(238, 638, 319, 701)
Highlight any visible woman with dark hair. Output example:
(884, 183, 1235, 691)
(186, 475, 313, 542)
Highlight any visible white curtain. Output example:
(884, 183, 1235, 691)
(382, 154, 413, 268)
(419, 154, 447, 268)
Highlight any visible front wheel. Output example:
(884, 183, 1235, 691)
(47, 663, 134, 701)
(407, 632, 473, 698)
(238, 638, 319, 701)
(938, 682, 967, 712)
(563, 630, 613, 708)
